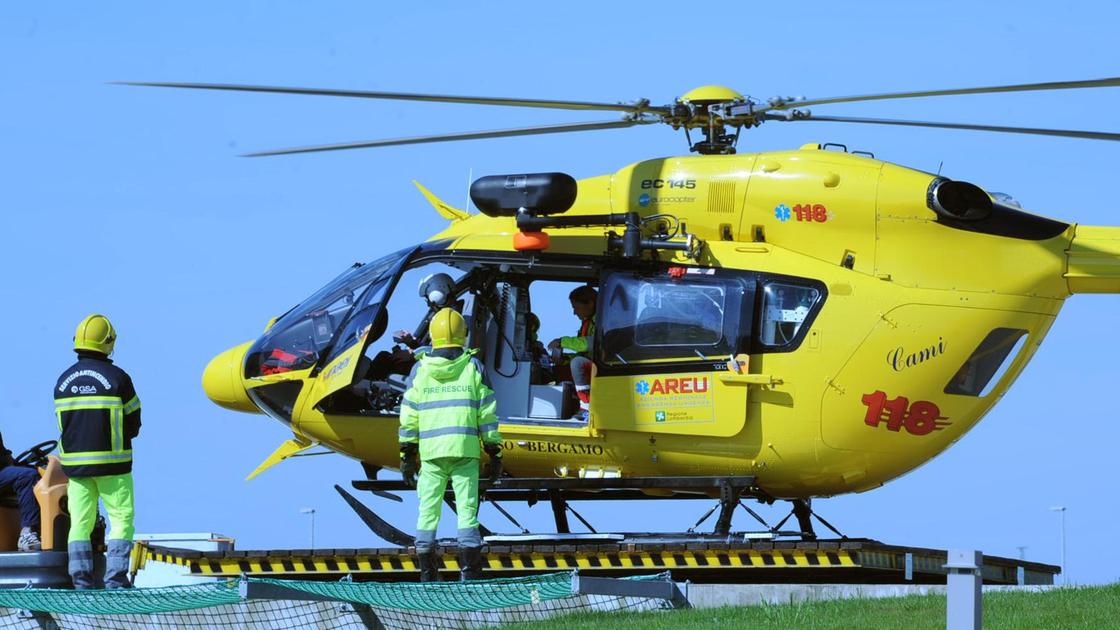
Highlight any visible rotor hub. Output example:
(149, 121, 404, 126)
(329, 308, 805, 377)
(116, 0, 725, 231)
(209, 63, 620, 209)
(679, 85, 745, 105)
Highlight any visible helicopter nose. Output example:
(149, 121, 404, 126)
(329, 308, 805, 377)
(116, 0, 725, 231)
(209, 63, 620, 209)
(202, 341, 259, 413)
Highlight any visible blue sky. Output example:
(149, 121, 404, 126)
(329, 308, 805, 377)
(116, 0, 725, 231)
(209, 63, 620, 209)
(2, 1, 1119, 584)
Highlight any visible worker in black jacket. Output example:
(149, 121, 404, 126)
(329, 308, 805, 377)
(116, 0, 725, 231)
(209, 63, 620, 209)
(54, 314, 141, 589)
(0, 433, 41, 551)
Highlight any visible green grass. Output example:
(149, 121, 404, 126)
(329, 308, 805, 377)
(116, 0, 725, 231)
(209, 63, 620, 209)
(500, 583, 1120, 630)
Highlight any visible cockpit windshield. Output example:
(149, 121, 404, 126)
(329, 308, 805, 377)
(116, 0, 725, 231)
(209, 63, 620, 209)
(244, 246, 415, 378)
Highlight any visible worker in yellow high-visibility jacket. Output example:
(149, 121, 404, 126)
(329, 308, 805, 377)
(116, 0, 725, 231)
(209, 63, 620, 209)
(398, 308, 502, 582)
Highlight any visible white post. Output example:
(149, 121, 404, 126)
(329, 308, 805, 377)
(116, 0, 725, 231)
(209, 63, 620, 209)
(300, 507, 317, 550)
(945, 549, 982, 630)
(1050, 506, 1066, 585)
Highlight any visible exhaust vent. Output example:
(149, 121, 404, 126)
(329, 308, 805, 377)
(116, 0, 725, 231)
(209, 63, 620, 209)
(926, 178, 992, 222)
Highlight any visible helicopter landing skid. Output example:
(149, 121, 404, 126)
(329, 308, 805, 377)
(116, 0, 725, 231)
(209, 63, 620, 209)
(687, 497, 848, 541)
(349, 475, 766, 545)
(334, 485, 416, 547)
(336, 484, 498, 547)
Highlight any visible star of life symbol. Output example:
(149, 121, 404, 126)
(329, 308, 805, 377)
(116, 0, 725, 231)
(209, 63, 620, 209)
(635, 380, 651, 395)
(774, 204, 791, 222)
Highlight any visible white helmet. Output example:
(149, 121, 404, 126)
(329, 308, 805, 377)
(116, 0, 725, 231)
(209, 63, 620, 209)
(418, 273, 455, 307)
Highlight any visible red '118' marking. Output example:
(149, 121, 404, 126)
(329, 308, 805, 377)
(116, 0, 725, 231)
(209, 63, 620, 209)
(793, 204, 829, 222)
(861, 390, 950, 436)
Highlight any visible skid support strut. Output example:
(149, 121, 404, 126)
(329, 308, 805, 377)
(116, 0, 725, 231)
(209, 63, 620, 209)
(714, 479, 747, 535)
(792, 499, 817, 541)
(772, 498, 847, 541)
(549, 490, 570, 534)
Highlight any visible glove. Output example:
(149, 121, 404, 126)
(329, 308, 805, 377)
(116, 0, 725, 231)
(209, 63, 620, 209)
(400, 444, 419, 487)
(393, 330, 418, 348)
(483, 443, 503, 483)
(400, 456, 419, 487)
(487, 456, 503, 484)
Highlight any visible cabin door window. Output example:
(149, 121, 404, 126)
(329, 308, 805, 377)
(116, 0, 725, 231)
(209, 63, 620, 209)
(593, 268, 755, 437)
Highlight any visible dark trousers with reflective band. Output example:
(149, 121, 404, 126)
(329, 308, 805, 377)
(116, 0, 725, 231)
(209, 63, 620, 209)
(414, 457, 482, 553)
(68, 473, 135, 589)
(0, 466, 40, 529)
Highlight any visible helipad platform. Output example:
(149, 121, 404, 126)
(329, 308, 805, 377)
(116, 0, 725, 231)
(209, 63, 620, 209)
(139, 538, 1059, 585)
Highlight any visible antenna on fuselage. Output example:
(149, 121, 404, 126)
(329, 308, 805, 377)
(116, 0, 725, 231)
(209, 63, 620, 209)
(466, 168, 473, 212)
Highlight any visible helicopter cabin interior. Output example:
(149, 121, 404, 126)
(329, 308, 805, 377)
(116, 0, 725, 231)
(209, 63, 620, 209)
(311, 248, 826, 432)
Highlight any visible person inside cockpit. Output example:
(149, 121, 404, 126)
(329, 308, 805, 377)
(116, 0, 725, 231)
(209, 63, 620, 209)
(365, 272, 463, 383)
(548, 285, 597, 420)
(525, 312, 553, 384)
(393, 273, 457, 351)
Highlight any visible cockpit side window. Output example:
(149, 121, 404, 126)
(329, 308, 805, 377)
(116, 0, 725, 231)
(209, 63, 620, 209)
(318, 275, 394, 367)
(314, 260, 471, 417)
(246, 282, 361, 377)
(944, 328, 1028, 397)
(244, 246, 414, 378)
(758, 282, 822, 349)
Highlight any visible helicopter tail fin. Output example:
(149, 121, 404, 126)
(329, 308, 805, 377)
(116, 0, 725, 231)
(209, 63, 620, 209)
(1066, 225, 1120, 294)
(413, 180, 471, 222)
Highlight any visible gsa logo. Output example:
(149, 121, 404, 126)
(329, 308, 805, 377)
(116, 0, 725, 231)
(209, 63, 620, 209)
(638, 193, 651, 207)
(635, 380, 651, 395)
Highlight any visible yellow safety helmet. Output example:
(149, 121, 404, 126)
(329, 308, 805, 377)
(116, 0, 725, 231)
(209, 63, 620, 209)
(429, 308, 466, 349)
(74, 314, 117, 356)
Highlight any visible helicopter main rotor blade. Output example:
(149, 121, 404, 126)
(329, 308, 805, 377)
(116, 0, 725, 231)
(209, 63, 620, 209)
(759, 77, 1120, 112)
(242, 118, 654, 157)
(765, 113, 1120, 142)
(115, 81, 668, 114)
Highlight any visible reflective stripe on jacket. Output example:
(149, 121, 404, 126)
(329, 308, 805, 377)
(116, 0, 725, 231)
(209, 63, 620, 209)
(560, 319, 595, 355)
(398, 348, 500, 460)
(54, 353, 141, 477)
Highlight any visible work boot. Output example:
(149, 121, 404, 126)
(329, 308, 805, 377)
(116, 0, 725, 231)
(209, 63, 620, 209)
(458, 546, 484, 581)
(18, 528, 41, 552)
(417, 551, 441, 583)
(104, 540, 134, 589)
(68, 541, 95, 590)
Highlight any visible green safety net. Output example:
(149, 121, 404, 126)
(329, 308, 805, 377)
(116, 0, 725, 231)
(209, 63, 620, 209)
(0, 572, 592, 615)
(255, 572, 576, 611)
(0, 572, 674, 629)
(0, 580, 241, 615)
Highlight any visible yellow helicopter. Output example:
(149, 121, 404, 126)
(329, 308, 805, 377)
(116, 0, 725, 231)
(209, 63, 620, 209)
(126, 77, 1120, 540)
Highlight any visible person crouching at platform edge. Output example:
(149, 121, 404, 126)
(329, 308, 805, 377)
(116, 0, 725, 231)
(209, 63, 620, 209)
(0, 433, 42, 551)
(398, 308, 502, 582)
(54, 315, 140, 589)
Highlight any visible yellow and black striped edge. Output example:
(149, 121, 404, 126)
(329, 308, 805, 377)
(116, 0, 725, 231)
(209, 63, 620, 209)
(145, 546, 857, 577)
(858, 549, 1055, 585)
